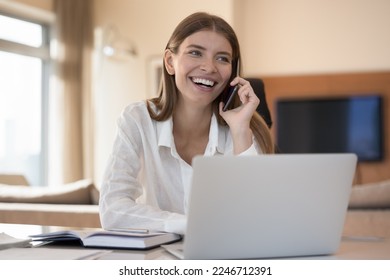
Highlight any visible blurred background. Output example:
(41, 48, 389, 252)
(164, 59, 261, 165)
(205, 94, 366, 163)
(0, 0, 389, 187)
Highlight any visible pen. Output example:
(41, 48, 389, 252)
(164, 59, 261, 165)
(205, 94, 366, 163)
(107, 228, 149, 234)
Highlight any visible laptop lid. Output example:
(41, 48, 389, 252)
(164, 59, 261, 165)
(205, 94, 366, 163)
(183, 153, 357, 259)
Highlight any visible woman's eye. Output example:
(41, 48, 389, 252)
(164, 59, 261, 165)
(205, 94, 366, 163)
(217, 56, 231, 63)
(189, 50, 201, 56)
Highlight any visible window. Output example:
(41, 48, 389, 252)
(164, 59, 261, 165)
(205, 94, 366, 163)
(0, 13, 51, 185)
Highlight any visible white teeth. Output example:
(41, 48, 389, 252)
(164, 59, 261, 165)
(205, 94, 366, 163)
(192, 78, 215, 87)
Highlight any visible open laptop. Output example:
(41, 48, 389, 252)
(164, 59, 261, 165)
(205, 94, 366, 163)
(164, 153, 357, 259)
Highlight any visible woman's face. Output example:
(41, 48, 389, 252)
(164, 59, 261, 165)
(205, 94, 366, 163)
(165, 30, 233, 109)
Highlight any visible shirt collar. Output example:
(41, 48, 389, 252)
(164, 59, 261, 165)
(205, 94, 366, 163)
(156, 114, 227, 154)
(209, 113, 226, 155)
(157, 117, 174, 148)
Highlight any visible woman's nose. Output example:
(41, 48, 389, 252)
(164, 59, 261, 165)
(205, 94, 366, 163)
(200, 58, 217, 73)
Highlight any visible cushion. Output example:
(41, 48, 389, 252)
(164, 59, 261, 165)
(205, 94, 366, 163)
(0, 174, 29, 185)
(349, 179, 390, 209)
(90, 184, 100, 205)
(0, 179, 95, 204)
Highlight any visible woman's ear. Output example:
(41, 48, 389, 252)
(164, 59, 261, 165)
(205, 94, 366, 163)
(164, 49, 175, 75)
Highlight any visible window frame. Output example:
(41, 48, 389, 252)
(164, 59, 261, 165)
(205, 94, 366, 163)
(0, 11, 52, 185)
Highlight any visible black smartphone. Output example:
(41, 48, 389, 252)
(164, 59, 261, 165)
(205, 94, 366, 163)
(222, 84, 239, 111)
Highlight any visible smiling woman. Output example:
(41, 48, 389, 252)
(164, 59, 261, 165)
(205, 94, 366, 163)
(99, 12, 275, 235)
(164, 30, 233, 109)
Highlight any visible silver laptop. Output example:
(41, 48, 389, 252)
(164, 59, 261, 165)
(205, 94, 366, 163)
(165, 153, 357, 259)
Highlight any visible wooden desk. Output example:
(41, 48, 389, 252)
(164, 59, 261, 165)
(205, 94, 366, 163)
(1, 223, 389, 260)
(297, 236, 390, 260)
(3, 237, 387, 260)
(96, 237, 390, 260)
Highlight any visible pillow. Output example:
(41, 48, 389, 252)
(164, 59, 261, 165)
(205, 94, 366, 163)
(90, 184, 100, 205)
(0, 179, 95, 204)
(349, 179, 390, 209)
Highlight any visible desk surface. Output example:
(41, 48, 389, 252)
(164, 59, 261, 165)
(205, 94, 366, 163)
(98, 237, 390, 260)
(1, 223, 389, 260)
(3, 237, 387, 260)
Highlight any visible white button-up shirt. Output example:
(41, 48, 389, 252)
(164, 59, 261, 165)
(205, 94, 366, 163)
(99, 101, 260, 234)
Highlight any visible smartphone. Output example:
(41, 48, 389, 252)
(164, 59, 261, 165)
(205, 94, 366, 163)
(222, 84, 239, 111)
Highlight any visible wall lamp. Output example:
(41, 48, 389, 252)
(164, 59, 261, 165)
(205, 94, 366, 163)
(102, 24, 137, 59)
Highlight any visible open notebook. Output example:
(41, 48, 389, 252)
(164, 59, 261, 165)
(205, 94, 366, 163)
(164, 154, 357, 259)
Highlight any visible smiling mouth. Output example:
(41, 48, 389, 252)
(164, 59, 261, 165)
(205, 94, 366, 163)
(191, 77, 216, 88)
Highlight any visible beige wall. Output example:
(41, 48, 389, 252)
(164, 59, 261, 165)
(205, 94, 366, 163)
(235, 0, 390, 76)
(9, 0, 52, 11)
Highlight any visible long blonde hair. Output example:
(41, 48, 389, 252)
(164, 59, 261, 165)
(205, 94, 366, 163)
(146, 12, 275, 153)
